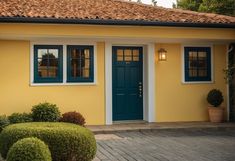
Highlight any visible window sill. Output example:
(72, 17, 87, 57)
(181, 80, 214, 84)
(30, 82, 98, 86)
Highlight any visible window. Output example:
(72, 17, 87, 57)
(116, 48, 140, 62)
(184, 47, 211, 82)
(34, 45, 63, 83)
(67, 45, 94, 82)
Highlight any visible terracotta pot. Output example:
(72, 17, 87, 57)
(208, 107, 223, 123)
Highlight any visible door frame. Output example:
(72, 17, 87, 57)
(105, 42, 156, 125)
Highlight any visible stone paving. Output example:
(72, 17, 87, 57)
(94, 128, 235, 161)
(88, 122, 235, 134)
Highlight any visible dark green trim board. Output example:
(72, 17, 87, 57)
(229, 43, 235, 122)
(184, 47, 211, 82)
(67, 45, 94, 83)
(112, 46, 143, 121)
(0, 17, 235, 28)
(34, 45, 63, 83)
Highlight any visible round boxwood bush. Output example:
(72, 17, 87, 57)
(207, 89, 224, 107)
(6, 137, 51, 161)
(60, 111, 86, 126)
(31, 102, 60, 122)
(0, 122, 96, 161)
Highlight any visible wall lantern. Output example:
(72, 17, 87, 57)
(158, 48, 167, 61)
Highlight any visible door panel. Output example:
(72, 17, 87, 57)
(112, 46, 143, 121)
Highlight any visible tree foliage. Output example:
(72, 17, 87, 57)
(175, 0, 202, 11)
(174, 0, 235, 16)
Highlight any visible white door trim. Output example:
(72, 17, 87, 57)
(105, 42, 113, 125)
(147, 43, 156, 122)
(105, 42, 155, 125)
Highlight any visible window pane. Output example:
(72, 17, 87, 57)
(48, 49, 58, 58)
(71, 59, 79, 77)
(117, 49, 123, 61)
(189, 52, 197, 60)
(48, 59, 58, 67)
(198, 60, 207, 68)
(198, 52, 206, 59)
(38, 58, 48, 78)
(189, 69, 197, 77)
(133, 50, 139, 57)
(124, 49, 132, 61)
(38, 49, 47, 58)
(133, 57, 139, 61)
(38, 59, 43, 67)
(71, 49, 80, 59)
(37, 48, 59, 78)
(84, 49, 90, 58)
(48, 68, 57, 77)
(38, 69, 48, 78)
(85, 59, 90, 68)
(198, 70, 207, 77)
(189, 60, 198, 68)
(71, 68, 80, 77)
(81, 49, 85, 59)
(82, 69, 90, 78)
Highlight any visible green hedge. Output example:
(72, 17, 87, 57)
(8, 113, 32, 124)
(0, 122, 96, 161)
(0, 115, 9, 132)
(7, 137, 51, 161)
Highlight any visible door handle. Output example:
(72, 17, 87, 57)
(139, 82, 142, 97)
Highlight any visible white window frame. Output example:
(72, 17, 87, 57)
(181, 44, 214, 84)
(30, 41, 97, 86)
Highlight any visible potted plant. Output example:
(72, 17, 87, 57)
(207, 89, 224, 123)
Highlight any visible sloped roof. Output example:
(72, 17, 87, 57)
(0, 0, 235, 27)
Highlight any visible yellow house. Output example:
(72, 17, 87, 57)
(0, 0, 235, 125)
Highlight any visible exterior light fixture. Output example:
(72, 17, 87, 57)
(158, 48, 167, 61)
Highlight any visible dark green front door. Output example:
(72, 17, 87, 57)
(112, 46, 143, 121)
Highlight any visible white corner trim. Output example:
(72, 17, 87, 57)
(105, 42, 113, 125)
(181, 44, 214, 84)
(30, 40, 98, 86)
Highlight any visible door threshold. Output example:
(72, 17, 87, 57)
(113, 120, 147, 124)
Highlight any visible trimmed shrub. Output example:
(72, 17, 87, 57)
(6, 137, 51, 161)
(207, 89, 224, 107)
(60, 111, 86, 126)
(8, 113, 32, 124)
(0, 115, 10, 132)
(31, 102, 60, 122)
(0, 122, 96, 161)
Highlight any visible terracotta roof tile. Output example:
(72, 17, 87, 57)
(0, 0, 235, 24)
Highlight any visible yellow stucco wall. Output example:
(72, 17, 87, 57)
(0, 40, 105, 125)
(0, 23, 235, 40)
(155, 44, 227, 122)
(0, 24, 232, 124)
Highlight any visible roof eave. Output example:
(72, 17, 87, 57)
(0, 17, 235, 28)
